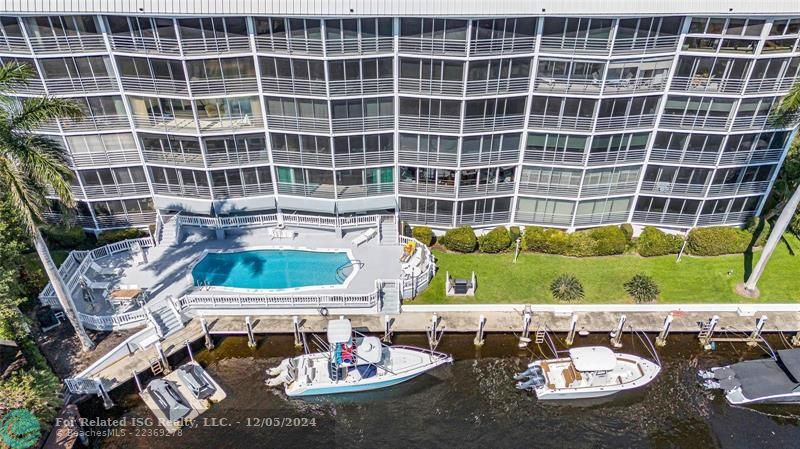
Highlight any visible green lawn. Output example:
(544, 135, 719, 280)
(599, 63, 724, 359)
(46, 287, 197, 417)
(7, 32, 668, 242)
(414, 234, 800, 304)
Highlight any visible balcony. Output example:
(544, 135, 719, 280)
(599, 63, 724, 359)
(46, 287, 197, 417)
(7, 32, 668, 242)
(462, 115, 525, 133)
(640, 181, 707, 197)
(94, 211, 156, 228)
(468, 37, 537, 56)
(71, 150, 142, 168)
(696, 211, 754, 226)
(333, 151, 394, 167)
(324, 37, 394, 56)
(518, 182, 580, 198)
(397, 38, 467, 56)
(270, 150, 330, 167)
(205, 150, 270, 168)
(514, 210, 573, 226)
(459, 150, 520, 167)
(336, 183, 394, 199)
(523, 150, 585, 167)
(745, 77, 799, 94)
(648, 149, 720, 166)
(0, 36, 30, 54)
(179, 37, 252, 55)
(717, 149, 783, 166)
(632, 211, 696, 227)
(142, 151, 205, 168)
(197, 114, 263, 134)
(399, 211, 454, 227)
(579, 182, 638, 198)
(528, 114, 594, 132)
(586, 149, 647, 166)
(573, 211, 630, 226)
(706, 181, 771, 197)
(457, 211, 511, 226)
(594, 114, 657, 131)
(465, 78, 530, 96)
(398, 151, 458, 167)
(611, 36, 680, 55)
(109, 36, 181, 55)
(44, 77, 117, 94)
(189, 77, 258, 96)
(119, 77, 189, 95)
(81, 182, 151, 198)
(7, 79, 45, 95)
(132, 114, 197, 133)
(60, 115, 131, 133)
(276, 182, 336, 199)
(27, 35, 106, 54)
(730, 115, 790, 132)
(398, 181, 456, 198)
(458, 182, 515, 198)
(265, 115, 330, 133)
(212, 183, 274, 199)
(670, 76, 746, 94)
(255, 37, 324, 56)
(658, 115, 731, 131)
(538, 37, 611, 55)
(330, 116, 393, 134)
(328, 78, 394, 97)
(602, 75, 668, 94)
(261, 78, 328, 96)
(152, 183, 212, 198)
(398, 115, 461, 133)
(534, 77, 602, 94)
(398, 78, 464, 97)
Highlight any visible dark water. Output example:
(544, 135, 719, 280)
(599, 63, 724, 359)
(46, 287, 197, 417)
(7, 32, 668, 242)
(81, 333, 800, 449)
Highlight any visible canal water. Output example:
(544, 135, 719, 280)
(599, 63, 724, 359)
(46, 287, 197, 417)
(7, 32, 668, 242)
(81, 333, 800, 448)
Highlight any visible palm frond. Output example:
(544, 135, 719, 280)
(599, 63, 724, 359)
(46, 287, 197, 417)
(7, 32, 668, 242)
(772, 81, 800, 126)
(11, 96, 84, 131)
(0, 61, 34, 92)
(0, 157, 46, 234)
(12, 134, 76, 207)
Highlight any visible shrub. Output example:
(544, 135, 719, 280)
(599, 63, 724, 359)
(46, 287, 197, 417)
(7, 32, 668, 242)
(564, 230, 597, 257)
(96, 228, 146, 245)
(411, 226, 435, 246)
(636, 226, 684, 257)
(523, 227, 569, 254)
(478, 226, 512, 253)
(745, 216, 771, 247)
(624, 274, 660, 303)
(441, 225, 477, 253)
(586, 226, 627, 256)
(792, 213, 800, 236)
(41, 225, 88, 250)
(620, 223, 634, 242)
(687, 226, 753, 256)
(550, 273, 585, 302)
(509, 226, 522, 243)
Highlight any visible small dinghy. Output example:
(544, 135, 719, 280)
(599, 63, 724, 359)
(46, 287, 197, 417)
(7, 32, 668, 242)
(515, 346, 661, 400)
(266, 318, 452, 397)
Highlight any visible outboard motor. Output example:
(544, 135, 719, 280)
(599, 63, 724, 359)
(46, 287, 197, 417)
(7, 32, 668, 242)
(514, 364, 544, 381)
(516, 374, 546, 390)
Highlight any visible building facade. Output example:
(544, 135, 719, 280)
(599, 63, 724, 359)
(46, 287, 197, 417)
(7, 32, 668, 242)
(2, 1, 799, 231)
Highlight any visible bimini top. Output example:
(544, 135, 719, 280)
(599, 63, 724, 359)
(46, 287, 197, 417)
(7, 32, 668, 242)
(326, 319, 352, 344)
(569, 347, 617, 372)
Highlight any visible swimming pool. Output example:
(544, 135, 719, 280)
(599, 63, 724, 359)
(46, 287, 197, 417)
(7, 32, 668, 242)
(191, 249, 355, 290)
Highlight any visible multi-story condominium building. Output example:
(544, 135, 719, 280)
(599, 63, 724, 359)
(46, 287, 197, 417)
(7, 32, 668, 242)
(3, 0, 799, 231)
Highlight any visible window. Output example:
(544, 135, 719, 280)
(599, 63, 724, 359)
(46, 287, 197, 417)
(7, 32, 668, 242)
(735, 97, 781, 121)
(674, 56, 750, 84)
(469, 58, 531, 81)
(40, 56, 112, 79)
(325, 18, 393, 40)
(196, 96, 260, 122)
(462, 133, 521, 157)
(77, 96, 126, 117)
(400, 18, 468, 40)
(399, 98, 461, 117)
(653, 132, 724, 154)
(520, 166, 582, 186)
(260, 56, 325, 81)
(598, 96, 661, 117)
(140, 133, 201, 159)
(725, 131, 790, 153)
(205, 134, 266, 158)
(525, 133, 588, 160)
(541, 18, 613, 47)
(644, 165, 710, 185)
(333, 133, 393, 155)
(576, 197, 632, 217)
(459, 197, 512, 220)
(116, 56, 185, 80)
(0, 17, 24, 39)
(211, 167, 272, 195)
(530, 96, 596, 118)
(615, 17, 683, 42)
(329, 57, 393, 80)
(25, 16, 99, 38)
(265, 97, 328, 118)
(536, 58, 604, 82)
(635, 196, 700, 215)
(590, 132, 650, 156)
(270, 133, 329, 154)
(68, 133, 137, 154)
(465, 97, 526, 118)
(400, 58, 464, 81)
(129, 96, 193, 120)
(187, 57, 255, 81)
(770, 19, 800, 36)
(399, 134, 458, 161)
(79, 167, 146, 186)
(177, 17, 248, 40)
(689, 17, 765, 36)
(400, 197, 455, 224)
(749, 57, 800, 81)
(516, 197, 575, 224)
(106, 16, 176, 39)
(663, 95, 736, 119)
(331, 97, 393, 119)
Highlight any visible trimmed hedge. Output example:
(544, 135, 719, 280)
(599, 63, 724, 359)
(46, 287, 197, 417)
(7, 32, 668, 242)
(509, 226, 521, 243)
(411, 226, 435, 246)
(522, 225, 626, 257)
(478, 226, 512, 253)
(745, 216, 771, 247)
(522, 226, 569, 254)
(441, 225, 477, 253)
(41, 225, 89, 250)
(97, 228, 147, 245)
(687, 226, 753, 256)
(620, 223, 634, 242)
(636, 226, 684, 257)
(587, 226, 627, 256)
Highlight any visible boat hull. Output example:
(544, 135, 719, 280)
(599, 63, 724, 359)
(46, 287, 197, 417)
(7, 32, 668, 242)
(288, 369, 430, 396)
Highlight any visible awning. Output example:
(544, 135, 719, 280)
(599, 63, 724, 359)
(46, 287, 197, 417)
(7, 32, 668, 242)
(337, 196, 396, 213)
(277, 195, 335, 213)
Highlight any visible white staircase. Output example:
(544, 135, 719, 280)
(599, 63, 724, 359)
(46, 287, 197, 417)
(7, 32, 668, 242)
(380, 282, 401, 314)
(159, 216, 180, 247)
(150, 305, 183, 338)
(379, 216, 399, 245)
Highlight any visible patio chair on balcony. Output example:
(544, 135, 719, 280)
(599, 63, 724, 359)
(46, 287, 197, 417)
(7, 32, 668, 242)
(90, 261, 123, 277)
(80, 275, 113, 292)
(352, 227, 378, 246)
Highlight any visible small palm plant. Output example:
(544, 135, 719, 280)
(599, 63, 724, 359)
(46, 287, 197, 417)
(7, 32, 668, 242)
(624, 274, 660, 303)
(550, 273, 584, 302)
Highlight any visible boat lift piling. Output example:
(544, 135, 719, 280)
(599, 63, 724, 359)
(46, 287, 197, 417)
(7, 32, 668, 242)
(519, 312, 532, 348)
(97, 380, 114, 409)
(474, 315, 486, 347)
(132, 370, 142, 393)
(427, 314, 444, 350)
(292, 316, 303, 348)
(565, 314, 578, 346)
(382, 315, 393, 343)
(246, 316, 256, 348)
(201, 318, 214, 350)
(185, 340, 194, 363)
(610, 315, 627, 348)
(155, 341, 171, 374)
(656, 313, 674, 347)
(747, 315, 768, 347)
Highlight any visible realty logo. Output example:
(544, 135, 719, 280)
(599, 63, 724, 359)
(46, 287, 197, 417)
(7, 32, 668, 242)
(0, 409, 40, 449)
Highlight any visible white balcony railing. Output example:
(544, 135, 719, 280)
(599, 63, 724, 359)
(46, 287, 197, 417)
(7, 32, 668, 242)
(528, 114, 595, 131)
(44, 77, 117, 94)
(151, 182, 211, 198)
(465, 77, 530, 96)
(659, 114, 731, 130)
(398, 115, 461, 133)
(204, 150, 271, 167)
(330, 116, 394, 133)
(523, 150, 585, 166)
(276, 182, 336, 199)
(333, 151, 394, 167)
(462, 115, 526, 132)
(573, 211, 630, 226)
(514, 211, 573, 226)
(632, 211, 696, 227)
(397, 151, 458, 167)
(538, 36, 611, 54)
(28, 35, 106, 54)
(579, 181, 638, 197)
(398, 38, 467, 56)
(586, 149, 647, 166)
(211, 183, 274, 199)
(70, 150, 142, 168)
(595, 114, 657, 131)
(255, 36, 324, 55)
(142, 150, 205, 168)
(602, 75, 668, 94)
(534, 77, 602, 94)
(468, 37, 537, 56)
(518, 182, 580, 198)
(265, 115, 330, 133)
(398, 78, 464, 97)
(706, 181, 771, 197)
(640, 181, 707, 197)
(398, 182, 456, 197)
(119, 77, 189, 95)
(718, 149, 783, 166)
(458, 182, 516, 198)
(457, 211, 512, 226)
(648, 149, 720, 166)
(180, 36, 252, 55)
(611, 35, 680, 55)
(261, 77, 328, 96)
(399, 211, 454, 227)
(745, 76, 800, 94)
(324, 37, 394, 55)
(0, 36, 30, 53)
(81, 182, 151, 198)
(328, 78, 394, 97)
(336, 183, 394, 199)
(459, 150, 520, 167)
(59, 115, 131, 133)
(109, 35, 181, 55)
(670, 76, 746, 94)
(189, 77, 258, 96)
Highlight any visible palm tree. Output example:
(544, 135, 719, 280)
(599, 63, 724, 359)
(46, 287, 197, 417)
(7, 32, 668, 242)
(0, 61, 94, 350)
(742, 81, 800, 295)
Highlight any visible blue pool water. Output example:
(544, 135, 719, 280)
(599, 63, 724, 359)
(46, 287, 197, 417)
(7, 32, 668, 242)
(192, 249, 353, 290)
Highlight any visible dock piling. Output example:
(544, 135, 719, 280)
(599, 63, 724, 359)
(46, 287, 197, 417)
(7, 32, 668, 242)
(201, 318, 214, 350)
(474, 315, 486, 347)
(747, 315, 768, 347)
(519, 312, 532, 348)
(382, 315, 393, 343)
(185, 340, 194, 363)
(155, 341, 171, 374)
(565, 314, 578, 346)
(292, 316, 303, 348)
(246, 316, 256, 348)
(97, 380, 114, 409)
(610, 315, 627, 348)
(656, 313, 674, 347)
(132, 370, 142, 393)
(427, 314, 444, 349)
